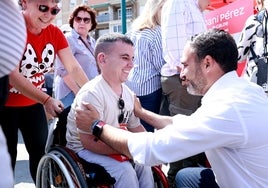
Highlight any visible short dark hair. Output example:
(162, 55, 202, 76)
(94, 32, 134, 59)
(94, 33, 133, 73)
(190, 29, 238, 73)
(69, 4, 97, 32)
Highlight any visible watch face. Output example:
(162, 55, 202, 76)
(92, 120, 105, 138)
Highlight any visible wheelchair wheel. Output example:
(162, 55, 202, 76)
(152, 166, 169, 188)
(36, 146, 88, 188)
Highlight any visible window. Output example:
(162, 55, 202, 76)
(118, 7, 132, 19)
(113, 25, 122, 33)
(97, 11, 109, 22)
(70, 0, 76, 9)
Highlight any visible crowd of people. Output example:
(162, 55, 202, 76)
(76, 27, 268, 188)
(1, 0, 268, 187)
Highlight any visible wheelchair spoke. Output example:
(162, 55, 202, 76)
(36, 148, 87, 188)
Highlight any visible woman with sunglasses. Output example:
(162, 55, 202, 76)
(0, 0, 89, 184)
(54, 5, 99, 108)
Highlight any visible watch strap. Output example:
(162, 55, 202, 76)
(91, 120, 106, 139)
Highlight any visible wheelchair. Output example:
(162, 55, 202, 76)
(36, 106, 169, 188)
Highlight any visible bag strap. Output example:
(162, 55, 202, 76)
(260, 11, 268, 89)
(249, 45, 259, 63)
(249, 45, 268, 87)
(262, 10, 268, 58)
(78, 36, 94, 56)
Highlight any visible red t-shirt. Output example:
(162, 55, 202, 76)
(6, 24, 68, 107)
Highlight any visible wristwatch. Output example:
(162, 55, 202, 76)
(91, 120, 106, 139)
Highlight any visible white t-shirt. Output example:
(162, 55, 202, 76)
(66, 75, 140, 153)
(128, 71, 268, 187)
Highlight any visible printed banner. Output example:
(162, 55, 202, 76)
(205, 0, 253, 34)
(204, 0, 254, 76)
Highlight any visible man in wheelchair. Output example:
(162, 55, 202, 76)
(65, 33, 155, 188)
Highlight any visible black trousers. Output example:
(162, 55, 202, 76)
(0, 103, 48, 183)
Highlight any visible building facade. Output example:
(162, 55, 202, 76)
(55, 0, 146, 38)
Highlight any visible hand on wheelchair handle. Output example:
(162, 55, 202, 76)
(55, 105, 69, 118)
(44, 97, 64, 117)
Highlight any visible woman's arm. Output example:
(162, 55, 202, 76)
(62, 74, 80, 95)
(9, 68, 63, 116)
(237, 15, 259, 62)
(57, 47, 89, 88)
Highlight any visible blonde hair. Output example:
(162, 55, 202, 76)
(131, 0, 166, 31)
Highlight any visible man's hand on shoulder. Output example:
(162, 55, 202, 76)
(75, 102, 100, 132)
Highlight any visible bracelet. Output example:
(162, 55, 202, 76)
(43, 96, 51, 105)
(91, 120, 106, 139)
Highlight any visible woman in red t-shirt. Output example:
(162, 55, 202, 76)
(0, 0, 89, 183)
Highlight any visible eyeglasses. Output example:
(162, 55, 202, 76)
(74, 16, 91, 24)
(118, 98, 125, 123)
(38, 5, 61, 15)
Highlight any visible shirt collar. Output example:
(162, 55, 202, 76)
(202, 71, 238, 104)
(72, 29, 89, 41)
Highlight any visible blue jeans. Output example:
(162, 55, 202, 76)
(175, 167, 219, 188)
(138, 89, 162, 132)
(60, 92, 75, 108)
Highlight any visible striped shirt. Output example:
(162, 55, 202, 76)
(0, 0, 26, 78)
(161, 0, 207, 76)
(126, 26, 165, 96)
(0, 1, 26, 187)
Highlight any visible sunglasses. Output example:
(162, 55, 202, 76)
(118, 98, 125, 123)
(38, 5, 61, 15)
(74, 16, 91, 24)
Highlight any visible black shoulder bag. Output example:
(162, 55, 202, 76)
(249, 45, 268, 87)
(249, 10, 268, 89)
